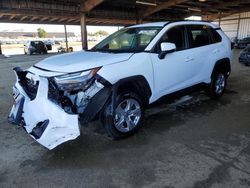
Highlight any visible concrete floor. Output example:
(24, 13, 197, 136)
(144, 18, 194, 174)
(0, 50, 250, 188)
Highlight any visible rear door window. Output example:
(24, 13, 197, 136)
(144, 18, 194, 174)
(187, 25, 213, 48)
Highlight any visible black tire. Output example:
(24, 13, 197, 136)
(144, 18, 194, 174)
(100, 92, 144, 140)
(205, 70, 227, 99)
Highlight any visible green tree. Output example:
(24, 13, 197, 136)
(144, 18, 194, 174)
(95, 30, 109, 36)
(88, 32, 95, 36)
(37, 28, 47, 38)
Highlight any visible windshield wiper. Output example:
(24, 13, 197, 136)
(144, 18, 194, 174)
(89, 48, 117, 53)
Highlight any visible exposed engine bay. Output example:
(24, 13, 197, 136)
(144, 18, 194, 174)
(48, 78, 104, 114)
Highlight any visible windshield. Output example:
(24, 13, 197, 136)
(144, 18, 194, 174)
(92, 27, 162, 53)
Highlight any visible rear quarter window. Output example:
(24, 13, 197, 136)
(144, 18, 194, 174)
(210, 29, 222, 43)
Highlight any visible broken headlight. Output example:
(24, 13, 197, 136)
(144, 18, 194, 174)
(53, 67, 101, 91)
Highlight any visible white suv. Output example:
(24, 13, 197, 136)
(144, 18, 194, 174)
(8, 21, 233, 149)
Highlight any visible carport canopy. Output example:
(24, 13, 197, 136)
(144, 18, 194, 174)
(1, 0, 250, 49)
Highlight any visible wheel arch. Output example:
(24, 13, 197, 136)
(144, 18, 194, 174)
(114, 75, 152, 106)
(211, 58, 231, 78)
(80, 75, 152, 124)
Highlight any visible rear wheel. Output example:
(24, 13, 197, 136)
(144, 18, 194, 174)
(101, 92, 144, 139)
(206, 71, 227, 99)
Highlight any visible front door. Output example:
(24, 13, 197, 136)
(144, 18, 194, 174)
(150, 25, 196, 98)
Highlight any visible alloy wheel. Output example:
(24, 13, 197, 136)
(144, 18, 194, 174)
(114, 98, 141, 133)
(215, 73, 225, 95)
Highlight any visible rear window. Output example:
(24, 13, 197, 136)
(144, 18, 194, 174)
(31, 41, 44, 46)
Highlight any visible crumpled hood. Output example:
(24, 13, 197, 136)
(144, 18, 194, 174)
(35, 50, 134, 73)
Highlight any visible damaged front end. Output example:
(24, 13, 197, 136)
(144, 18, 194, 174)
(8, 67, 111, 150)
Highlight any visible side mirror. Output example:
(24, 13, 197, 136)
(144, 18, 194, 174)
(158, 42, 176, 59)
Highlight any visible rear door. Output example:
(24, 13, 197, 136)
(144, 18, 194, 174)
(185, 24, 219, 84)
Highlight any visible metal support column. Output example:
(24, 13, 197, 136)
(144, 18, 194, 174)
(236, 15, 241, 40)
(136, 18, 143, 24)
(64, 25, 69, 52)
(201, 15, 208, 21)
(80, 13, 88, 50)
(0, 42, 2, 55)
(218, 12, 222, 26)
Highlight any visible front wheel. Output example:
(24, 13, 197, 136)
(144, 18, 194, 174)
(101, 92, 144, 139)
(206, 71, 227, 99)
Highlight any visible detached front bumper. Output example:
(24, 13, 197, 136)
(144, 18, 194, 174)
(8, 67, 112, 150)
(8, 69, 80, 150)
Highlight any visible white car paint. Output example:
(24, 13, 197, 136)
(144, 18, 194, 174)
(128, 21, 168, 28)
(11, 75, 80, 150)
(35, 50, 134, 73)
(9, 21, 232, 149)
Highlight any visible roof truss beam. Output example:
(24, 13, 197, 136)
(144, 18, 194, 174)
(20, 16, 28, 21)
(202, 0, 250, 14)
(81, 0, 105, 12)
(9, 15, 15, 20)
(202, 6, 250, 21)
(142, 0, 188, 18)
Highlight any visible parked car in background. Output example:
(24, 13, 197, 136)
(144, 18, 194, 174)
(24, 41, 47, 55)
(9, 21, 232, 150)
(239, 45, 250, 66)
(54, 40, 61, 45)
(235, 37, 250, 49)
(44, 40, 53, 51)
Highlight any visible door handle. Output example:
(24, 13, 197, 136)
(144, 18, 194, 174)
(213, 49, 220, 54)
(185, 57, 194, 62)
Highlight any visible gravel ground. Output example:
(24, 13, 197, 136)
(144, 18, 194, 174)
(0, 50, 250, 188)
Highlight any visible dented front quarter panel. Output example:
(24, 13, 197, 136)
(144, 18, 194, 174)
(10, 72, 80, 150)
